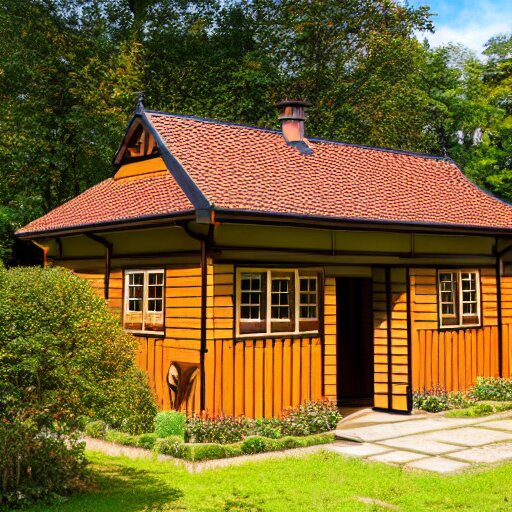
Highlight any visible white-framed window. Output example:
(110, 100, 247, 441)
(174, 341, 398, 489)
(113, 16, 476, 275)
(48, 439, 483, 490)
(299, 276, 318, 320)
(438, 270, 481, 328)
(237, 268, 320, 336)
(271, 277, 291, 320)
(124, 269, 165, 334)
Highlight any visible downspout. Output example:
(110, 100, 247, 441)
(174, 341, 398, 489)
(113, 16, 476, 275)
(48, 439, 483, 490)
(496, 243, 512, 378)
(406, 266, 413, 411)
(385, 267, 393, 411)
(180, 222, 215, 412)
(85, 234, 113, 300)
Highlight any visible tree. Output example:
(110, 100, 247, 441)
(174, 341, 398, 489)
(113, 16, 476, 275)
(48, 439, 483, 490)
(0, 266, 157, 507)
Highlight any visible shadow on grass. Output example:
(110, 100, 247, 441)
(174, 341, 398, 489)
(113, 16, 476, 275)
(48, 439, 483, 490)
(86, 463, 184, 512)
(27, 462, 185, 512)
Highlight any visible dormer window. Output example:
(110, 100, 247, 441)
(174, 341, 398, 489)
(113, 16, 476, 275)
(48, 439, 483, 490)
(117, 120, 160, 165)
(127, 125, 144, 158)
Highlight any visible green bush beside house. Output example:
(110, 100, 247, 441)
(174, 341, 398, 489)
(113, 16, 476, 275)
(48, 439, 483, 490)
(0, 267, 157, 508)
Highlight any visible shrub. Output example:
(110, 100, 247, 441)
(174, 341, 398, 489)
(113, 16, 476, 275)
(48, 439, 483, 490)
(137, 433, 158, 450)
(105, 430, 138, 446)
(154, 432, 335, 461)
(281, 400, 342, 436)
(252, 418, 282, 439)
(187, 443, 233, 461)
(470, 377, 512, 402)
(0, 267, 159, 507)
(84, 420, 107, 439)
(185, 400, 340, 444)
(185, 414, 251, 444)
(154, 411, 186, 439)
(241, 436, 269, 454)
(447, 391, 476, 409)
(413, 385, 449, 412)
(155, 436, 187, 457)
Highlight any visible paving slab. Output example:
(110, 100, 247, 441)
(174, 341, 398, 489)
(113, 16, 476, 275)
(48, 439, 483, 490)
(336, 418, 473, 442)
(406, 456, 471, 474)
(339, 411, 426, 427)
(369, 450, 426, 464)
(325, 443, 391, 458)
(424, 427, 512, 447)
(475, 420, 512, 432)
(379, 436, 461, 455)
(450, 442, 512, 464)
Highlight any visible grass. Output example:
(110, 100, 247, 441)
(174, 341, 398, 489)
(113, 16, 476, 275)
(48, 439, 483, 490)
(24, 449, 512, 512)
(444, 401, 512, 418)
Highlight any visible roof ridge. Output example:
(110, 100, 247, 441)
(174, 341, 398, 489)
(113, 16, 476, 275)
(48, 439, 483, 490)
(145, 109, 449, 162)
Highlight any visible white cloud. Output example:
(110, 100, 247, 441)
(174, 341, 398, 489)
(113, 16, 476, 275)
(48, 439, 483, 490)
(415, 0, 512, 56)
(424, 21, 511, 54)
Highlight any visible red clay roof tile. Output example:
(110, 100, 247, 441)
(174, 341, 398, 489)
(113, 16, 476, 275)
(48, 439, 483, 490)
(17, 173, 193, 235)
(147, 112, 512, 230)
(18, 110, 512, 235)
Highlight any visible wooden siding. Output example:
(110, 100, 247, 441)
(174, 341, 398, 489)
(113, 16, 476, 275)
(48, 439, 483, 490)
(324, 276, 337, 401)
(114, 157, 167, 180)
(411, 268, 512, 392)
(203, 264, 326, 416)
(204, 336, 322, 417)
(373, 268, 409, 412)
(135, 336, 201, 412)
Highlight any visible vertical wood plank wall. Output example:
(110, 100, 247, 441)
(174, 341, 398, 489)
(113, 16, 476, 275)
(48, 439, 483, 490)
(411, 268, 512, 392)
(204, 264, 324, 417)
(324, 277, 337, 402)
(373, 268, 409, 411)
(76, 266, 202, 413)
(78, 263, 326, 417)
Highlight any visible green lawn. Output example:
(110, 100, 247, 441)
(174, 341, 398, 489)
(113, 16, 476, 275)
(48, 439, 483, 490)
(26, 450, 512, 512)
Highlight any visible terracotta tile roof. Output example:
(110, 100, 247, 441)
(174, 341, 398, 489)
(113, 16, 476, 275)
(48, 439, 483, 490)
(17, 173, 193, 235)
(147, 112, 512, 230)
(18, 109, 512, 236)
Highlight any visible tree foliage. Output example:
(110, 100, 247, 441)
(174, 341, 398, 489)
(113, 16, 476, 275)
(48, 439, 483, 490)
(0, 266, 157, 507)
(0, 1, 511, 263)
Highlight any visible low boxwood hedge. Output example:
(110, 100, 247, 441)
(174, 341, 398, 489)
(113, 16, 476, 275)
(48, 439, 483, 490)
(86, 426, 334, 462)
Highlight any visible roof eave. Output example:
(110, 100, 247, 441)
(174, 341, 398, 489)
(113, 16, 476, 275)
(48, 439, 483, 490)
(212, 208, 512, 238)
(16, 210, 196, 240)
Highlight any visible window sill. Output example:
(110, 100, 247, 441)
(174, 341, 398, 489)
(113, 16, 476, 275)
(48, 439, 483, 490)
(235, 331, 319, 340)
(125, 330, 165, 338)
(439, 324, 481, 331)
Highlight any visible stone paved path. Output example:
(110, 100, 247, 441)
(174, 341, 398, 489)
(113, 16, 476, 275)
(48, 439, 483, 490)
(327, 409, 512, 474)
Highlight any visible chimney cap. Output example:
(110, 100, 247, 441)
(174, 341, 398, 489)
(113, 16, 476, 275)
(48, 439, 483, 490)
(274, 99, 311, 109)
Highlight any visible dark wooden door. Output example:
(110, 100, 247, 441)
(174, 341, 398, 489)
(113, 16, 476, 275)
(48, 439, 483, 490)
(336, 277, 374, 404)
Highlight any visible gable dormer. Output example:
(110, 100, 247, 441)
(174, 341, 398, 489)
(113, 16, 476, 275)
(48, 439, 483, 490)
(113, 116, 167, 180)
(114, 117, 160, 165)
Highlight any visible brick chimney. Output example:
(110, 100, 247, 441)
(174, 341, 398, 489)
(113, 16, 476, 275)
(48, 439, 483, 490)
(276, 100, 313, 155)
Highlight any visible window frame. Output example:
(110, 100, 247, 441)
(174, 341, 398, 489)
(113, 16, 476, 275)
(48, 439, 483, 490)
(123, 268, 165, 335)
(298, 275, 319, 322)
(438, 269, 481, 329)
(236, 268, 321, 337)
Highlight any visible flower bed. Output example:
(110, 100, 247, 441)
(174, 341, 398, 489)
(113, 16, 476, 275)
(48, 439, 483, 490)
(414, 378, 512, 415)
(84, 400, 340, 462)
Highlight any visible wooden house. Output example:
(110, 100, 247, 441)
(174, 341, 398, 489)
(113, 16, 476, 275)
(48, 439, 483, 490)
(17, 99, 512, 416)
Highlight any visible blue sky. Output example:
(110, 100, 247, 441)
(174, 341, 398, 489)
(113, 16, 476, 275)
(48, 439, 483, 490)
(410, 0, 512, 55)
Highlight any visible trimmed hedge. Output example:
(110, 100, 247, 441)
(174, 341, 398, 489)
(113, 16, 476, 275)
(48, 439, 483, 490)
(157, 432, 334, 461)
(87, 426, 334, 462)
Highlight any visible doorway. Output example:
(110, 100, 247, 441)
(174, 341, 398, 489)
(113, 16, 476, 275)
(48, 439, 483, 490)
(336, 277, 374, 406)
